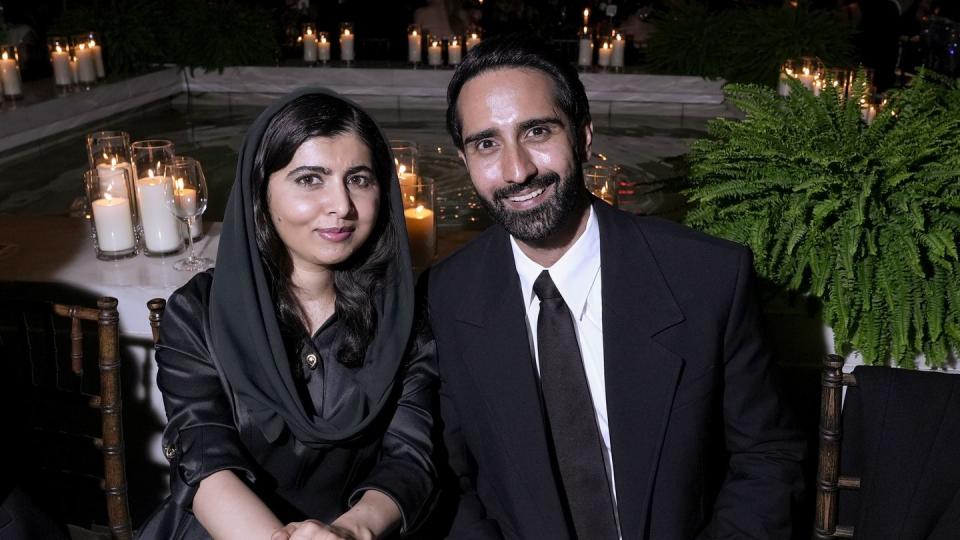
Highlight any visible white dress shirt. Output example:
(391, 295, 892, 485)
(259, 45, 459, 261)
(510, 206, 621, 531)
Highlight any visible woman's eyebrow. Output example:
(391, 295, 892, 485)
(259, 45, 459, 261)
(287, 165, 331, 177)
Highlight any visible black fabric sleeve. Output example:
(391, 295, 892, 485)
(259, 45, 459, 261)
(155, 274, 257, 510)
(698, 249, 807, 539)
(348, 304, 438, 535)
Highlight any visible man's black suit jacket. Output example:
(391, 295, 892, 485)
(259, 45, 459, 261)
(425, 200, 806, 539)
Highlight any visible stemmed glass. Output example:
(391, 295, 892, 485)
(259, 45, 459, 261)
(160, 156, 213, 271)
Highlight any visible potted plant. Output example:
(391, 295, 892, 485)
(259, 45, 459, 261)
(684, 71, 960, 368)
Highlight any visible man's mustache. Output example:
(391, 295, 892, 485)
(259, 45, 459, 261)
(492, 172, 561, 202)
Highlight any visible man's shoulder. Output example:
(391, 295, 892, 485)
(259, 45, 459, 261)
(609, 209, 749, 266)
(429, 225, 505, 283)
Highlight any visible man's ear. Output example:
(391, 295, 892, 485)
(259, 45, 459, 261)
(581, 121, 594, 162)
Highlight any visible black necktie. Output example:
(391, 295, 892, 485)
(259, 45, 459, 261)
(533, 270, 618, 539)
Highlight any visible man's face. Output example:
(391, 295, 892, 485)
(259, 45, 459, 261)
(456, 68, 592, 244)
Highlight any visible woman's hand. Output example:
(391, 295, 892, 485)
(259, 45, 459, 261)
(271, 519, 371, 540)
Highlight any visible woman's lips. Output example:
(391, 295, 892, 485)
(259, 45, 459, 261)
(317, 227, 354, 242)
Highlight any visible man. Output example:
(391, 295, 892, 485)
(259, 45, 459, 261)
(425, 34, 806, 539)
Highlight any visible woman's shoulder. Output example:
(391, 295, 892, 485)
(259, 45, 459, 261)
(158, 269, 216, 353)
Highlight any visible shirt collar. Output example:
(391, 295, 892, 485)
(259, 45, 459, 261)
(511, 205, 601, 320)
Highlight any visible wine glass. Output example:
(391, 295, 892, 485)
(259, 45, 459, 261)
(160, 156, 213, 272)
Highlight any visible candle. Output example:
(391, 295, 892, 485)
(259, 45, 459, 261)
(0, 51, 22, 97)
(598, 42, 612, 67)
(448, 38, 462, 65)
(318, 34, 330, 61)
(69, 56, 80, 84)
(397, 164, 418, 202)
(92, 194, 136, 253)
(96, 157, 132, 199)
(428, 40, 443, 66)
(611, 33, 625, 68)
(583, 8, 590, 26)
(404, 204, 435, 268)
(340, 29, 355, 62)
(777, 70, 792, 97)
(51, 45, 72, 86)
(75, 43, 97, 84)
(89, 39, 105, 78)
(136, 171, 182, 254)
(466, 32, 480, 51)
(860, 104, 877, 124)
(796, 67, 816, 93)
(408, 30, 422, 63)
(174, 178, 202, 238)
(302, 28, 318, 62)
(577, 29, 593, 67)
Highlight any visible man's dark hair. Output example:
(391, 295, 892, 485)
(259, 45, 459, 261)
(446, 33, 592, 153)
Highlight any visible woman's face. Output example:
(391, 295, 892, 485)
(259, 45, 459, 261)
(267, 133, 381, 271)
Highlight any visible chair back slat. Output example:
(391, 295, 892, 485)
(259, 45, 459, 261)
(147, 298, 166, 345)
(815, 354, 857, 539)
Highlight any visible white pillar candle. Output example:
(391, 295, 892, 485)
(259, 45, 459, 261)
(51, 47, 72, 86)
(448, 40, 462, 64)
(0, 52, 22, 97)
(577, 35, 593, 67)
(611, 34, 625, 68)
(860, 104, 877, 124)
(76, 44, 97, 84)
(70, 56, 79, 84)
(466, 33, 480, 51)
(92, 194, 136, 252)
(90, 41, 105, 78)
(96, 159, 132, 199)
(340, 30, 355, 61)
(408, 31, 422, 63)
(302, 30, 318, 62)
(318, 35, 331, 61)
(428, 41, 443, 66)
(404, 205, 435, 268)
(136, 173, 182, 253)
(598, 42, 612, 67)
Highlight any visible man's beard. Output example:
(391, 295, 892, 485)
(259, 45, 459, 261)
(477, 169, 586, 244)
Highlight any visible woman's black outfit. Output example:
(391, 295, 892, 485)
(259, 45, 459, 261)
(137, 89, 436, 539)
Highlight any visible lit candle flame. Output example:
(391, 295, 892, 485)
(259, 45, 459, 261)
(306, 28, 313, 36)
(2, 52, 8, 61)
(89, 39, 97, 47)
(111, 157, 118, 168)
(344, 29, 351, 36)
(471, 33, 478, 39)
(416, 204, 425, 214)
(398, 164, 407, 175)
(148, 168, 155, 178)
(175, 177, 185, 193)
(104, 192, 113, 201)
(55, 45, 63, 53)
(320, 35, 327, 43)
(412, 30, 418, 37)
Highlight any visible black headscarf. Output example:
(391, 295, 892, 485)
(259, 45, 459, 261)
(208, 88, 414, 447)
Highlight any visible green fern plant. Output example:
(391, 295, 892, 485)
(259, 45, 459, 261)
(685, 71, 960, 368)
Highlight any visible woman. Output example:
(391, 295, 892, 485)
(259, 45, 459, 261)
(138, 89, 435, 539)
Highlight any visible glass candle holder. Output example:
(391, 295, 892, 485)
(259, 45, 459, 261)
(577, 27, 593, 68)
(301, 23, 318, 64)
(403, 176, 436, 270)
(87, 130, 132, 171)
(48, 36, 73, 88)
(391, 140, 419, 202)
(131, 140, 180, 256)
(465, 27, 481, 51)
(85, 31, 105, 79)
(598, 39, 613, 68)
(71, 35, 98, 88)
(339, 23, 355, 63)
(317, 32, 331, 63)
(611, 32, 625, 69)
(131, 139, 175, 180)
(407, 24, 422, 65)
(585, 164, 618, 207)
(448, 35, 463, 65)
(0, 44, 23, 99)
(84, 169, 138, 260)
(427, 35, 443, 67)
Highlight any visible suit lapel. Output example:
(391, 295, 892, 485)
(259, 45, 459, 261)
(455, 228, 569, 536)
(595, 201, 686, 538)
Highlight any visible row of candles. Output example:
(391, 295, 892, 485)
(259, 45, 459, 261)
(578, 8, 626, 69)
(299, 23, 482, 67)
(0, 33, 105, 101)
(777, 57, 882, 124)
(84, 132, 202, 261)
(48, 34, 107, 90)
